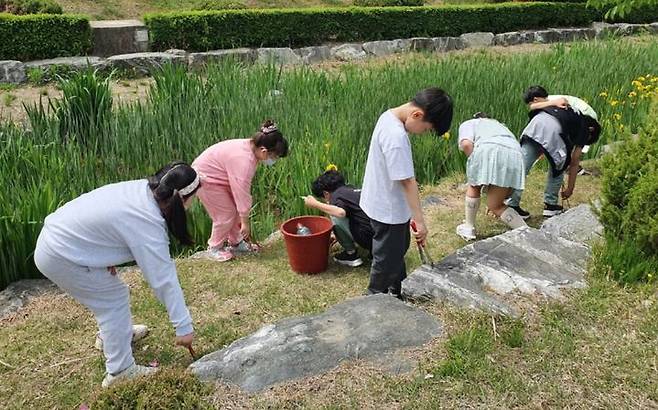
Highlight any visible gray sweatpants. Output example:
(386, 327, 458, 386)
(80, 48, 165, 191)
(367, 219, 411, 295)
(34, 234, 135, 376)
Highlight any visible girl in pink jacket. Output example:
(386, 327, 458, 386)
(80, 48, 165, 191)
(193, 120, 289, 261)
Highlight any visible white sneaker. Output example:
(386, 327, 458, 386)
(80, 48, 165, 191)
(101, 363, 158, 388)
(456, 223, 476, 241)
(95, 324, 149, 351)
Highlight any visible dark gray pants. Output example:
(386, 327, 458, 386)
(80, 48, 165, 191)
(367, 219, 411, 295)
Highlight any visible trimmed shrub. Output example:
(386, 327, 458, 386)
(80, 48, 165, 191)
(353, 0, 424, 7)
(0, 13, 91, 61)
(596, 102, 658, 283)
(193, 0, 247, 10)
(144, 2, 599, 51)
(0, 0, 62, 15)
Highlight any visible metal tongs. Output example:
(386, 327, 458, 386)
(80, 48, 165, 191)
(410, 220, 436, 268)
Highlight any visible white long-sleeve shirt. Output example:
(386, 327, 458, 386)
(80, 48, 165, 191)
(40, 179, 193, 336)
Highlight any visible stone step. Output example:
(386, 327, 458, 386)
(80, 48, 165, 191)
(189, 294, 442, 392)
(402, 224, 591, 315)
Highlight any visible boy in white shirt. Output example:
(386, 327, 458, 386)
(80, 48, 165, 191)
(360, 87, 453, 297)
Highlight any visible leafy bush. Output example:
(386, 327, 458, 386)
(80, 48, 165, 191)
(353, 0, 424, 7)
(90, 370, 210, 409)
(0, 13, 91, 61)
(596, 101, 658, 283)
(193, 0, 247, 10)
(0, 0, 62, 15)
(144, 2, 598, 51)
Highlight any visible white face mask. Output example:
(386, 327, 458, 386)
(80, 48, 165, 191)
(262, 158, 277, 166)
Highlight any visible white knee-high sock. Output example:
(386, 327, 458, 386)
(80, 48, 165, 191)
(500, 206, 527, 229)
(465, 196, 480, 228)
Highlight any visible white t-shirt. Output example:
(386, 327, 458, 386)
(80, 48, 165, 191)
(41, 179, 193, 336)
(360, 110, 415, 224)
(457, 118, 515, 149)
(549, 95, 598, 120)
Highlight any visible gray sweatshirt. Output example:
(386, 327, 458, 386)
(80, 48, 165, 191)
(40, 179, 193, 336)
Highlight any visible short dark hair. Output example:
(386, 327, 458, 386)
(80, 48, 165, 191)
(252, 119, 289, 158)
(411, 87, 453, 135)
(311, 170, 345, 197)
(523, 85, 549, 104)
(473, 111, 489, 119)
(584, 116, 602, 145)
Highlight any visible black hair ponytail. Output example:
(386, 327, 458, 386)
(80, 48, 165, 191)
(147, 161, 200, 246)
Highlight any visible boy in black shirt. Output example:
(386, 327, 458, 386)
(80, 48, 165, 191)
(303, 170, 374, 267)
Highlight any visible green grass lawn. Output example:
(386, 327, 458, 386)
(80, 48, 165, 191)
(5, 164, 658, 408)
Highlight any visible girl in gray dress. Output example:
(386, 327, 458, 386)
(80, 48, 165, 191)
(456, 113, 527, 241)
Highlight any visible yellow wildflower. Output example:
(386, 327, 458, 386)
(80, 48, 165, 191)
(628, 91, 637, 98)
(442, 132, 451, 141)
(324, 142, 331, 150)
(618, 124, 624, 132)
(638, 76, 646, 82)
(613, 113, 622, 121)
(632, 80, 643, 88)
(610, 99, 619, 107)
(599, 91, 608, 98)
(651, 77, 658, 83)
(325, 163, 338, 172)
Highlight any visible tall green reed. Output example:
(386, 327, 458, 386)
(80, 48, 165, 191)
(1, 38, 656, 289)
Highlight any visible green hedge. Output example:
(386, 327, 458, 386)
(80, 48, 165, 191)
(144, 2, 599, 51)
(0, 13, 91, 61)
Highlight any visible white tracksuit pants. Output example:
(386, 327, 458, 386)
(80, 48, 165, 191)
(34, 237, 135, 376)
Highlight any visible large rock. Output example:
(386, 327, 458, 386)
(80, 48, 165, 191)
(540, 204, 603, 243)
(410, 37, 435, 52)
(256, 48, 303, 65)
(402, 227, 590, 315)
(534, 29, 562, 44)
(433, 37, 465, 52)
(331, 44, 367, 61)
(24, 57, 104, 72)
(294, 46, 331, 65)
(104, 52, 187, 75)
(0, 60, 26, 84)
(189, 294, 442, 392)
(649, 22, 658, 34)
(614, 23, 650, 36)
(0, 279, 60, 319)
(460, 32, 494, 48)
(362, 39, 410, 57)
(592, 22, 616, 39)
(90, 20, 149, 57)
(188, 49, 257, 68)
(554, 28, 596, 43)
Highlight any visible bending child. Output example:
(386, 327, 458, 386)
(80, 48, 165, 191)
(303, 169, 374, 267)
(193, 120, 289, 261)
(34, 162, 199, 387)
(360, 87, 453, 297)
(456, 113, 527, 241)
(508, 86, 601, 218)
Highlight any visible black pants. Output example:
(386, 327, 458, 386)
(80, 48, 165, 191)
(367, 219, 411, 295)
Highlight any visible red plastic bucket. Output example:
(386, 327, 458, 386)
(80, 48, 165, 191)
(280, 216, 333, 274)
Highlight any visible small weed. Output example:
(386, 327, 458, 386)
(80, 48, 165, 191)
(0, 83, 17, 92)
(434, 319, 493, 378)
(2, 93, 16, 107)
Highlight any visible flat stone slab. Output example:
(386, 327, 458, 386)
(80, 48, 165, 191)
(0, 279, 60, 319)
(402, 227, 590, 315)
(24, 57, 104, 71)
(189, 294, 442, 392)
(540, 204, 603, 243)
(189, 48, 256, 68)
(104, 52, 186, 75)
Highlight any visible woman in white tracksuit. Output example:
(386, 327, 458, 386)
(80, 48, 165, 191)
(34, 161, 200, 387)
